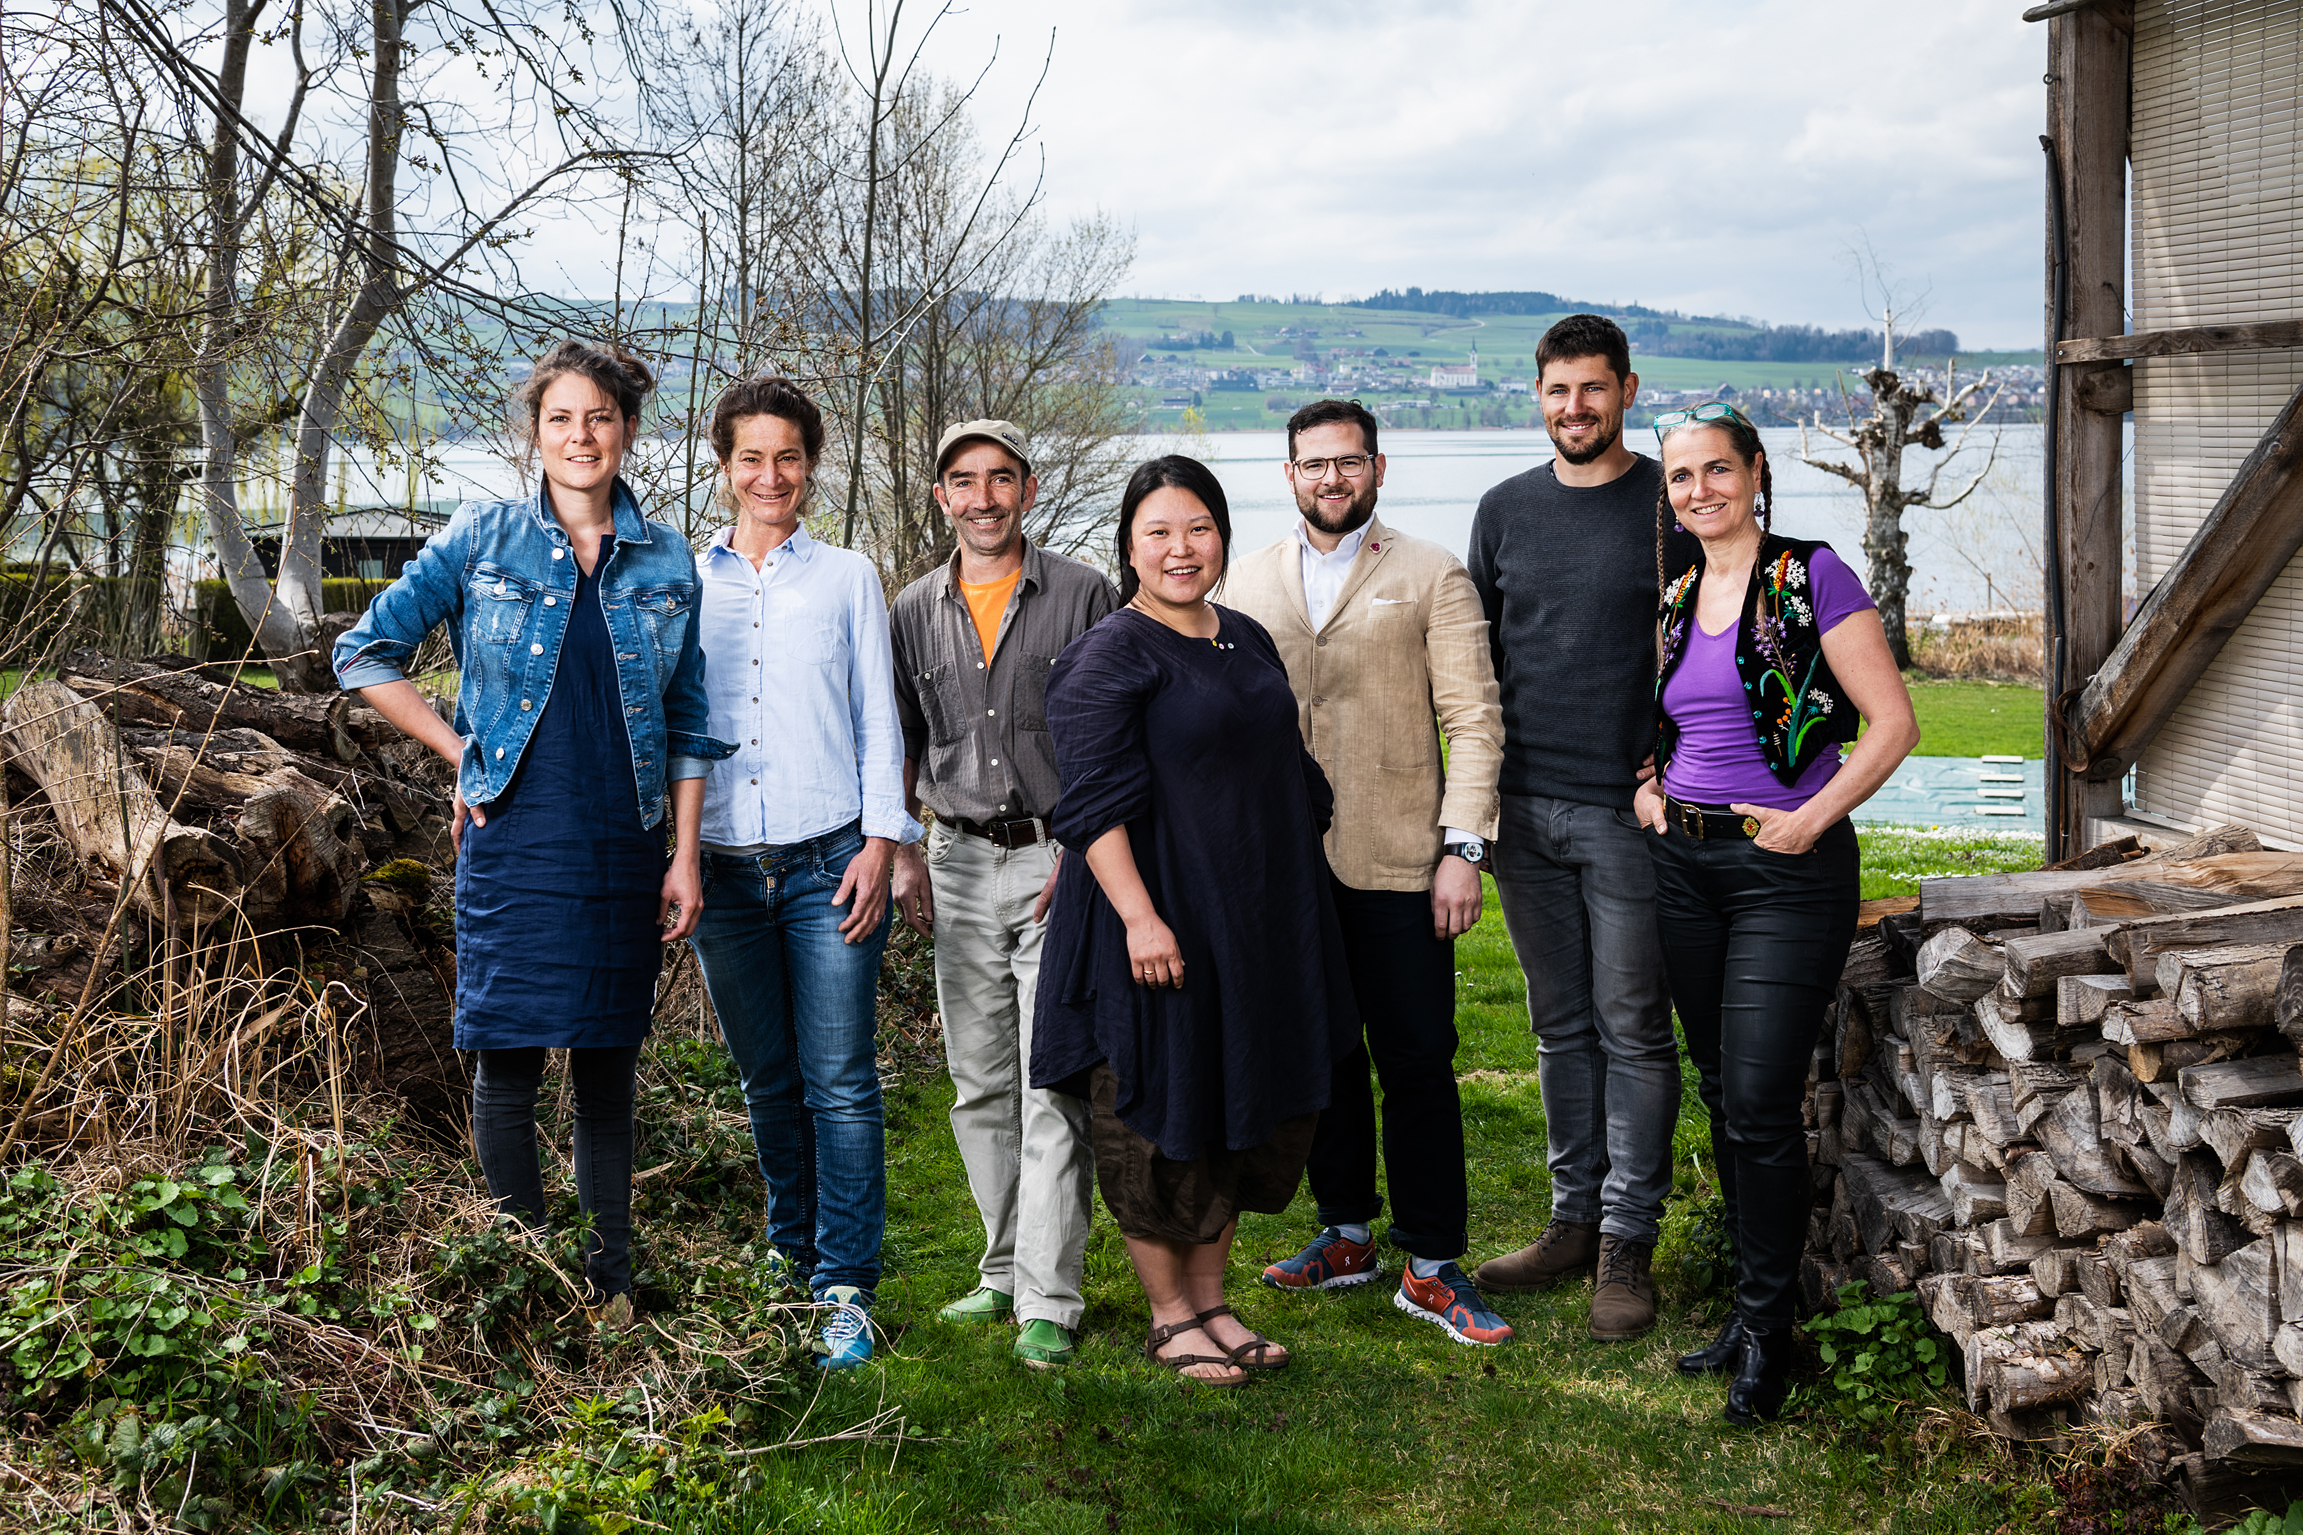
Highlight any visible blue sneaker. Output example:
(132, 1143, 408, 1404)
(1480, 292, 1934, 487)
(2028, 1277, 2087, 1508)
(1261, 1227, 1382, 1291)
(815, 1285, 874, 1369)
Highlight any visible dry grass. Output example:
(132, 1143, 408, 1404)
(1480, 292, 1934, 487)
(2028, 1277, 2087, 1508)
(0, 761, 950, 1533)
(1906, 613, 2044, 681)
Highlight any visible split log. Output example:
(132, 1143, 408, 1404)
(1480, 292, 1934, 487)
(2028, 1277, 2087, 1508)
(1965, 1321, 2065, 1411)
(2189, 1239, 2281, 1372)
(2005, 927, 2120, 997)
(2050, 1181, 2146, 1239)
(1919, 831, 2268, 929)
(1918, 927, 2006, 1002)
(2112, 897, 2303, 989)
(2104, 998, 2206, 1046)
(2070, 881, 2257, 928)
(2006, 1149, 2061, 1237)
(0, 679, 243, 923)
(2161, 944, 2298, 1036)
(2135, 1035, 2261, 1085)
(2037, 1080, 2150, 1198)
(1959, 1074, 2027, 1146)
(2129, 1334, 2213, 1419)
(1943, 1161, 2009, 1225)
(2121, 1139, 2177, 1202)
(2124, 1254, 2184, 1333)
(1977, 991, 2090, 1063)
(1987, 1347, 2095, 1410)
(2200, 1108, 2303, 1171)
(1841, 1153, 1955, 1253)
(2075, 1250, 2123, 1308)
(2211, 1361, 2291, 1418)
(2278, 947, 2303, 1042)
(2202, 1408, 2303, 1469)
(2062, 973, 2137, 1029)
(2169, 1151, 2256, 1266)
(2105, 1222, 2177, 1270)
(2181, 1057, 2303, 1111)
(1921, 1272, 1974, 1347)
(2274, 1223, 2303, 1323)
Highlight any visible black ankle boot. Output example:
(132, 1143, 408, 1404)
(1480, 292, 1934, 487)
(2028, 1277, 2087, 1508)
(1723, 1325, 1794, 1425)
(1676, 1311, 1746, 1376)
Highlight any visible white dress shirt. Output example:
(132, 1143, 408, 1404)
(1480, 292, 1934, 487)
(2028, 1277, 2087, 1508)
(1294, 516, 1478, 854)
(1296, 520, 1369, 632)
(697, 525, 922, 850)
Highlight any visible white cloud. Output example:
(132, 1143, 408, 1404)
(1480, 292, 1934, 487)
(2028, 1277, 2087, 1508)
(926, 0, 2049, 347)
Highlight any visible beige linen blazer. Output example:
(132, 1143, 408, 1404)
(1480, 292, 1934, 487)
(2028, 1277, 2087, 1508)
(1220, 514, 1503, 892)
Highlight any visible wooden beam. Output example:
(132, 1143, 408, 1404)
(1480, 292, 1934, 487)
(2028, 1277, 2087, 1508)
(2068, 377, 2303, 776)
(2025, 0, 2110, 19)
(2059, 319, 2303, 364)
(2046, 1, 2133, 853)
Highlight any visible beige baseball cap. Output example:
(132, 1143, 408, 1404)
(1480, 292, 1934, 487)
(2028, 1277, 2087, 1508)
(935, 418, 1033, 477)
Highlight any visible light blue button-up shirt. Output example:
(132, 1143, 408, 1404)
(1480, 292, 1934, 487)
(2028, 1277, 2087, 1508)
(696, 524, 922, 850)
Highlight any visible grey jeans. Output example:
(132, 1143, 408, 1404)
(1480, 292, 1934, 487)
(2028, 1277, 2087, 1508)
(1490, 794, 1678, 1244)
(926, 820, 1093, 1328)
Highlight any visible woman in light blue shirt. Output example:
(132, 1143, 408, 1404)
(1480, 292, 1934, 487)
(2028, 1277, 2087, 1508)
(688, 375, 920, 1369)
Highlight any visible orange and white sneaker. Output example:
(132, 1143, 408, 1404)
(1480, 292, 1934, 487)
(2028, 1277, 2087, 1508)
(1395, 1261, 1515, 1346)
(1260, 1227, 1383, 1291)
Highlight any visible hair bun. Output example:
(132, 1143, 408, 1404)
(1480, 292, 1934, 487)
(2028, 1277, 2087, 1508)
(607, 345, 656, 398)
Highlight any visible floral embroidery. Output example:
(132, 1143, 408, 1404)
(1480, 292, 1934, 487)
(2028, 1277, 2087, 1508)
(1654, 536, 1857, 788)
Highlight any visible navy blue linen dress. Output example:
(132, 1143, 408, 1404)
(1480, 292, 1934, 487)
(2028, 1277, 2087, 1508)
(1030, 605, 1358, 1161)
(454, 535, 665, 1049)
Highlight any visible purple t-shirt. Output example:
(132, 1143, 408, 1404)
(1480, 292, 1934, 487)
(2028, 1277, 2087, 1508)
(1661, 546, 1875, 811)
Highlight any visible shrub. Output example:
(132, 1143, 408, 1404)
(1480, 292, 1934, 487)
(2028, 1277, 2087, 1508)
(1795, 1281, 1949, 1424)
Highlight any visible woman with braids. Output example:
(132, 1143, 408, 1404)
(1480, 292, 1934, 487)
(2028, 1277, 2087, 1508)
(1632, 403, 1917, 1422)
(335, 341, 731, 1324)
(1033, 455, 1357, 1386)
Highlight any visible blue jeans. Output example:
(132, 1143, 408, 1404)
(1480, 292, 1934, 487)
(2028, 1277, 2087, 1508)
(1489, 794, 1679, 1245)
(690, 823, 890, 1300)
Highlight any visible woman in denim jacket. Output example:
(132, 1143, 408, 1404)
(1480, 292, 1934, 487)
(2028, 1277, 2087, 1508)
(334, 340, 732, 1321)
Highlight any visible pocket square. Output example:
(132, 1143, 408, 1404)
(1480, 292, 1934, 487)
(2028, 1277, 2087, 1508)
(1370, 596, 1411, 606)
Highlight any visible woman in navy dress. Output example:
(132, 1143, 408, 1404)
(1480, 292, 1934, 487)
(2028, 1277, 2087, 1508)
(1033, 455, 1357, 1386)
(336, 342, 726, 1319)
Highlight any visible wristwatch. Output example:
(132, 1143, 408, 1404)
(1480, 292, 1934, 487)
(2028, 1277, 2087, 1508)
(1442, 837, 1487, 867)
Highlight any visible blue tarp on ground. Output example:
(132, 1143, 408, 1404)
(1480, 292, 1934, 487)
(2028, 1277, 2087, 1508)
(1855, 755, 2043, 833)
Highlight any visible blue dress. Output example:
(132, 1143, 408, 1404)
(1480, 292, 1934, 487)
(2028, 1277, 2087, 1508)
(454, 535, 665, 1049)
(1030, 606, 1359, 1161)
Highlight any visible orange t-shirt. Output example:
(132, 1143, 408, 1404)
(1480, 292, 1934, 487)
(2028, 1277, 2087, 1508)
(958, 569, 1022, 664)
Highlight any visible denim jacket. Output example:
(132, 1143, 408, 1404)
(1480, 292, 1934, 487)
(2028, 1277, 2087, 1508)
(332, 480, 736, 828)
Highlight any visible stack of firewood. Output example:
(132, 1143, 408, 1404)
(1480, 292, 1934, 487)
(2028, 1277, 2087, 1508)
(1808, 823, 2303, 1508)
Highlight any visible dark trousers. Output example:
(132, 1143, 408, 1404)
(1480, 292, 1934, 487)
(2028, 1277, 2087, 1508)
(471, 1045, 644, 1300)
(1647, 816, 1858, 1328)
(1303, 880, 1468, 1260)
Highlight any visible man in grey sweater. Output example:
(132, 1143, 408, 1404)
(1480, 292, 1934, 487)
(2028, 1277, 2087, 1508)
(1465, 314, 1694, 1341)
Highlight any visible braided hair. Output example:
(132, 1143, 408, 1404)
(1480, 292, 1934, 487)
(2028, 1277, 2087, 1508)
(1652, 405, 1772, 593)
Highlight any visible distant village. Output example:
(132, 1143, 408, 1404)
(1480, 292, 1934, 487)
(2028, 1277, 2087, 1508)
(1125, 334, 2050, 429)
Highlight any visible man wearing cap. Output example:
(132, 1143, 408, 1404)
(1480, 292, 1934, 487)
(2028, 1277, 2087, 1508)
(888, 420, 1117, 1369)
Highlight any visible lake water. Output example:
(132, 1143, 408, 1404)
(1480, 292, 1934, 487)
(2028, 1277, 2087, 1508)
(321, 422, 2084, 617)
(1194, 425, 2061, 617)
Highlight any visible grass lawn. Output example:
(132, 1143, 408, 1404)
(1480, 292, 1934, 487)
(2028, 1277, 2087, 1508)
(1902, 678, 2044, 759)
(668, 862, 2055, 1534)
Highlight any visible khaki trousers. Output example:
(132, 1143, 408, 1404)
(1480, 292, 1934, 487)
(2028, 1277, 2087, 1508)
(926, 820, 1093, 1327)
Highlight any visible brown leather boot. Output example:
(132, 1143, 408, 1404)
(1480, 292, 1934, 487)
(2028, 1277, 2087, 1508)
(1471, 1219, 1599, 1292)
(1588, 1236, 1656, 1341)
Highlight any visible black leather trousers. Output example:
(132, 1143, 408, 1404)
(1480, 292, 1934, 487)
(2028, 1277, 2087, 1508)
(1647, 815, 1858, 1327)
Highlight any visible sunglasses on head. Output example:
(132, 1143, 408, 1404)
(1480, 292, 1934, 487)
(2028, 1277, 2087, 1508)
(1651, 401, 1752, 440)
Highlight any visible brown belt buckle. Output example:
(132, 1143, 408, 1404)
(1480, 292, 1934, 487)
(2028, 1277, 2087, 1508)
(1674, 800, 1700, 840)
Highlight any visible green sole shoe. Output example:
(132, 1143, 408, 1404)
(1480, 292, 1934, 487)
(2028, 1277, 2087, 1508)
(1013, 1318, 1075, 1369)
(938, 1286, 1014, 1324)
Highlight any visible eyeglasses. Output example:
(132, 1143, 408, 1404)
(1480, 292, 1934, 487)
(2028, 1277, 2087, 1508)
(1651, 401, 1751, 440)
(1291, 454, 1374, 480)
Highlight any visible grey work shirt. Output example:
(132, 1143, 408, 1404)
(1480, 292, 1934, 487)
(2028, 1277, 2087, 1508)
(889, 539, 1117, 824)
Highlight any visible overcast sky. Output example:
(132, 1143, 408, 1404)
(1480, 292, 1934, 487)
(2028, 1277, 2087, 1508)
(912, 0, 2051, 350)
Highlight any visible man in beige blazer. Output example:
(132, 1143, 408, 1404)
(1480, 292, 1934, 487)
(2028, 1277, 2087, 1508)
(1221, 399, 1513, 1347)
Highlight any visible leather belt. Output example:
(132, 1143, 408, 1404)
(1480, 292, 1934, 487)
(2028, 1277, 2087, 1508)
(1663, 796, 1761, 841)
(950, 815, 1050, 850)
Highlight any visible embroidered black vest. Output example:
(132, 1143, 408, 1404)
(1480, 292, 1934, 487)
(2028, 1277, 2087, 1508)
(1654, 535, 1861, 790)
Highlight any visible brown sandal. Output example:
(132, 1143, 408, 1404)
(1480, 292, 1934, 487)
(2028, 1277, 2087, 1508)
(1143, 1317, 1247, 1385)
(1197, 1304, 1288, 1371)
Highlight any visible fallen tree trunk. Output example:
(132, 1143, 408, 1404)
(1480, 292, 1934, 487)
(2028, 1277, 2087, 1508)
(0, 680, 243, 924)
(59, 650, 391, 763)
